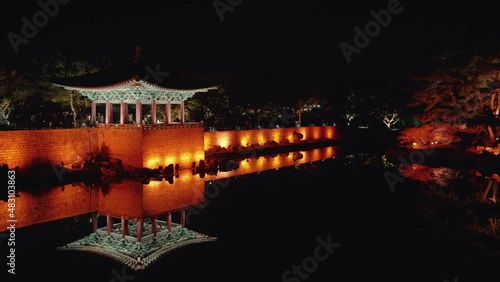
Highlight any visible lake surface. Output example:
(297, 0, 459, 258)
(2, 142, 500, 282)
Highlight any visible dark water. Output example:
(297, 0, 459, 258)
(3, 146, 500, 282)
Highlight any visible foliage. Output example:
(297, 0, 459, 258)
(184, 84, 234, 129)
(398, 124, 483, 148)
(406, 52, 500, 141)
(0, 53, 106, 128)
(0, 68, 34, 125)
(296, 89, 321, 126)
(28, 53, 103, 126)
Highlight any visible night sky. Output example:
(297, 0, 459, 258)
(1, 0, 500, 105)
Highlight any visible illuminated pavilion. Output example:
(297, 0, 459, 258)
(51, 49, 219, 270)
(53, 47, 217, 126)
(51, 47, 217, 171)
(54, 77, 217, 126)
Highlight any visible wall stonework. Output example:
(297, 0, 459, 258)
(0, 126, 338, 171)
(0, 128, 99, 169)
(0, 184, 99, 231)
(97, 128, 143, 168)
(142, 127, 205, 170)
(0, 126, 205, 171)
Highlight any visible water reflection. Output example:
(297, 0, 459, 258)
(0, 145, 340, 232)
(202, 146, 339, 180)
(394, 161, 500, 249)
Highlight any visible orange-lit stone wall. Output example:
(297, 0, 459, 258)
(142, 126, 205, 170)
(203, 126, 339, 151)
(97, 180, 144, 219)
(88, 170, 205, 220)
(97, 128, 143, 168)
(0, 126, 205, 171)
(0, 128, 99, 170)
(142, 169, 205, 218)
(0, 126, 337, 175)
(0, 184, 99, 231)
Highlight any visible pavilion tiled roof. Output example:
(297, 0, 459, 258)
(53, 60, 217, 91)
(52, 55, 218, 104)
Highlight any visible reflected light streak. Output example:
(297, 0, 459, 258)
(0, 183, 98, 232)
(4, 145, 339, 232)
(205, 145, 339, 181)
(326, 127, 334, 139)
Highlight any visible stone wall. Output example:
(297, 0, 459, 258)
(0, 128, 99, 170)
(203, 126, 339, 151)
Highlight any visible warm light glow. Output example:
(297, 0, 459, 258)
(179, 153, 193, 165)
(325, 127, 334, 139)
(204, 146, 340, 181)
(146, 180, 162, 189)
(164, 156, 175, 166)
(312, 148, 321, 160)
(194, 152, 204, 162)
(272, 130, 283, 143)
(205, 126, 339, 154)
(312, 127, 321, 140)
(257, 132, 266, 145)
(257, 156, 266, 167)
(270, 154, 281, 167)
(146, 156, 162, 168)
(2, 143, 341, 232)
(241, 139, 248, 147)
(218, 134, 231, 148)
(179, 151, 204, 166)
(326, 146, 334, 156)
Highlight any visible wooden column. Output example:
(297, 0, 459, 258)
(92, 214, 98, 232)
(121, 217, 128, 238)
(91, 100, 96, 125)
(137, 218, 143, 242)
(105, 101, 112, 124)
(152, 217, 158, 237)
(135, 99, 142, 125)
(180, 210, 185, 227)
(166, 101, 171, 124)
(151, 100, 157, 124)
(120, 101, 127, 124)
(167, 213, 172, 231)
(106, 215, 113, 235)
(180, 101, 185, 123)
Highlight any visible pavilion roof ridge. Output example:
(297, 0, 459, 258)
(139, 78, 218, 93)
(53, 77, 218, 93)
(52, 77, 136, 91)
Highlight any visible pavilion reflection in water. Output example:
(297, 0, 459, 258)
(0, 146, 339, 270)
(57, 169, 212, 271)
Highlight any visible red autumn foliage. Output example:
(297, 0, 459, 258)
(398, 124, 483, 148)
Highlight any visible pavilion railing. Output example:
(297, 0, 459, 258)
(142, 122, 203, 130)
(96, 122, 203, 130)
